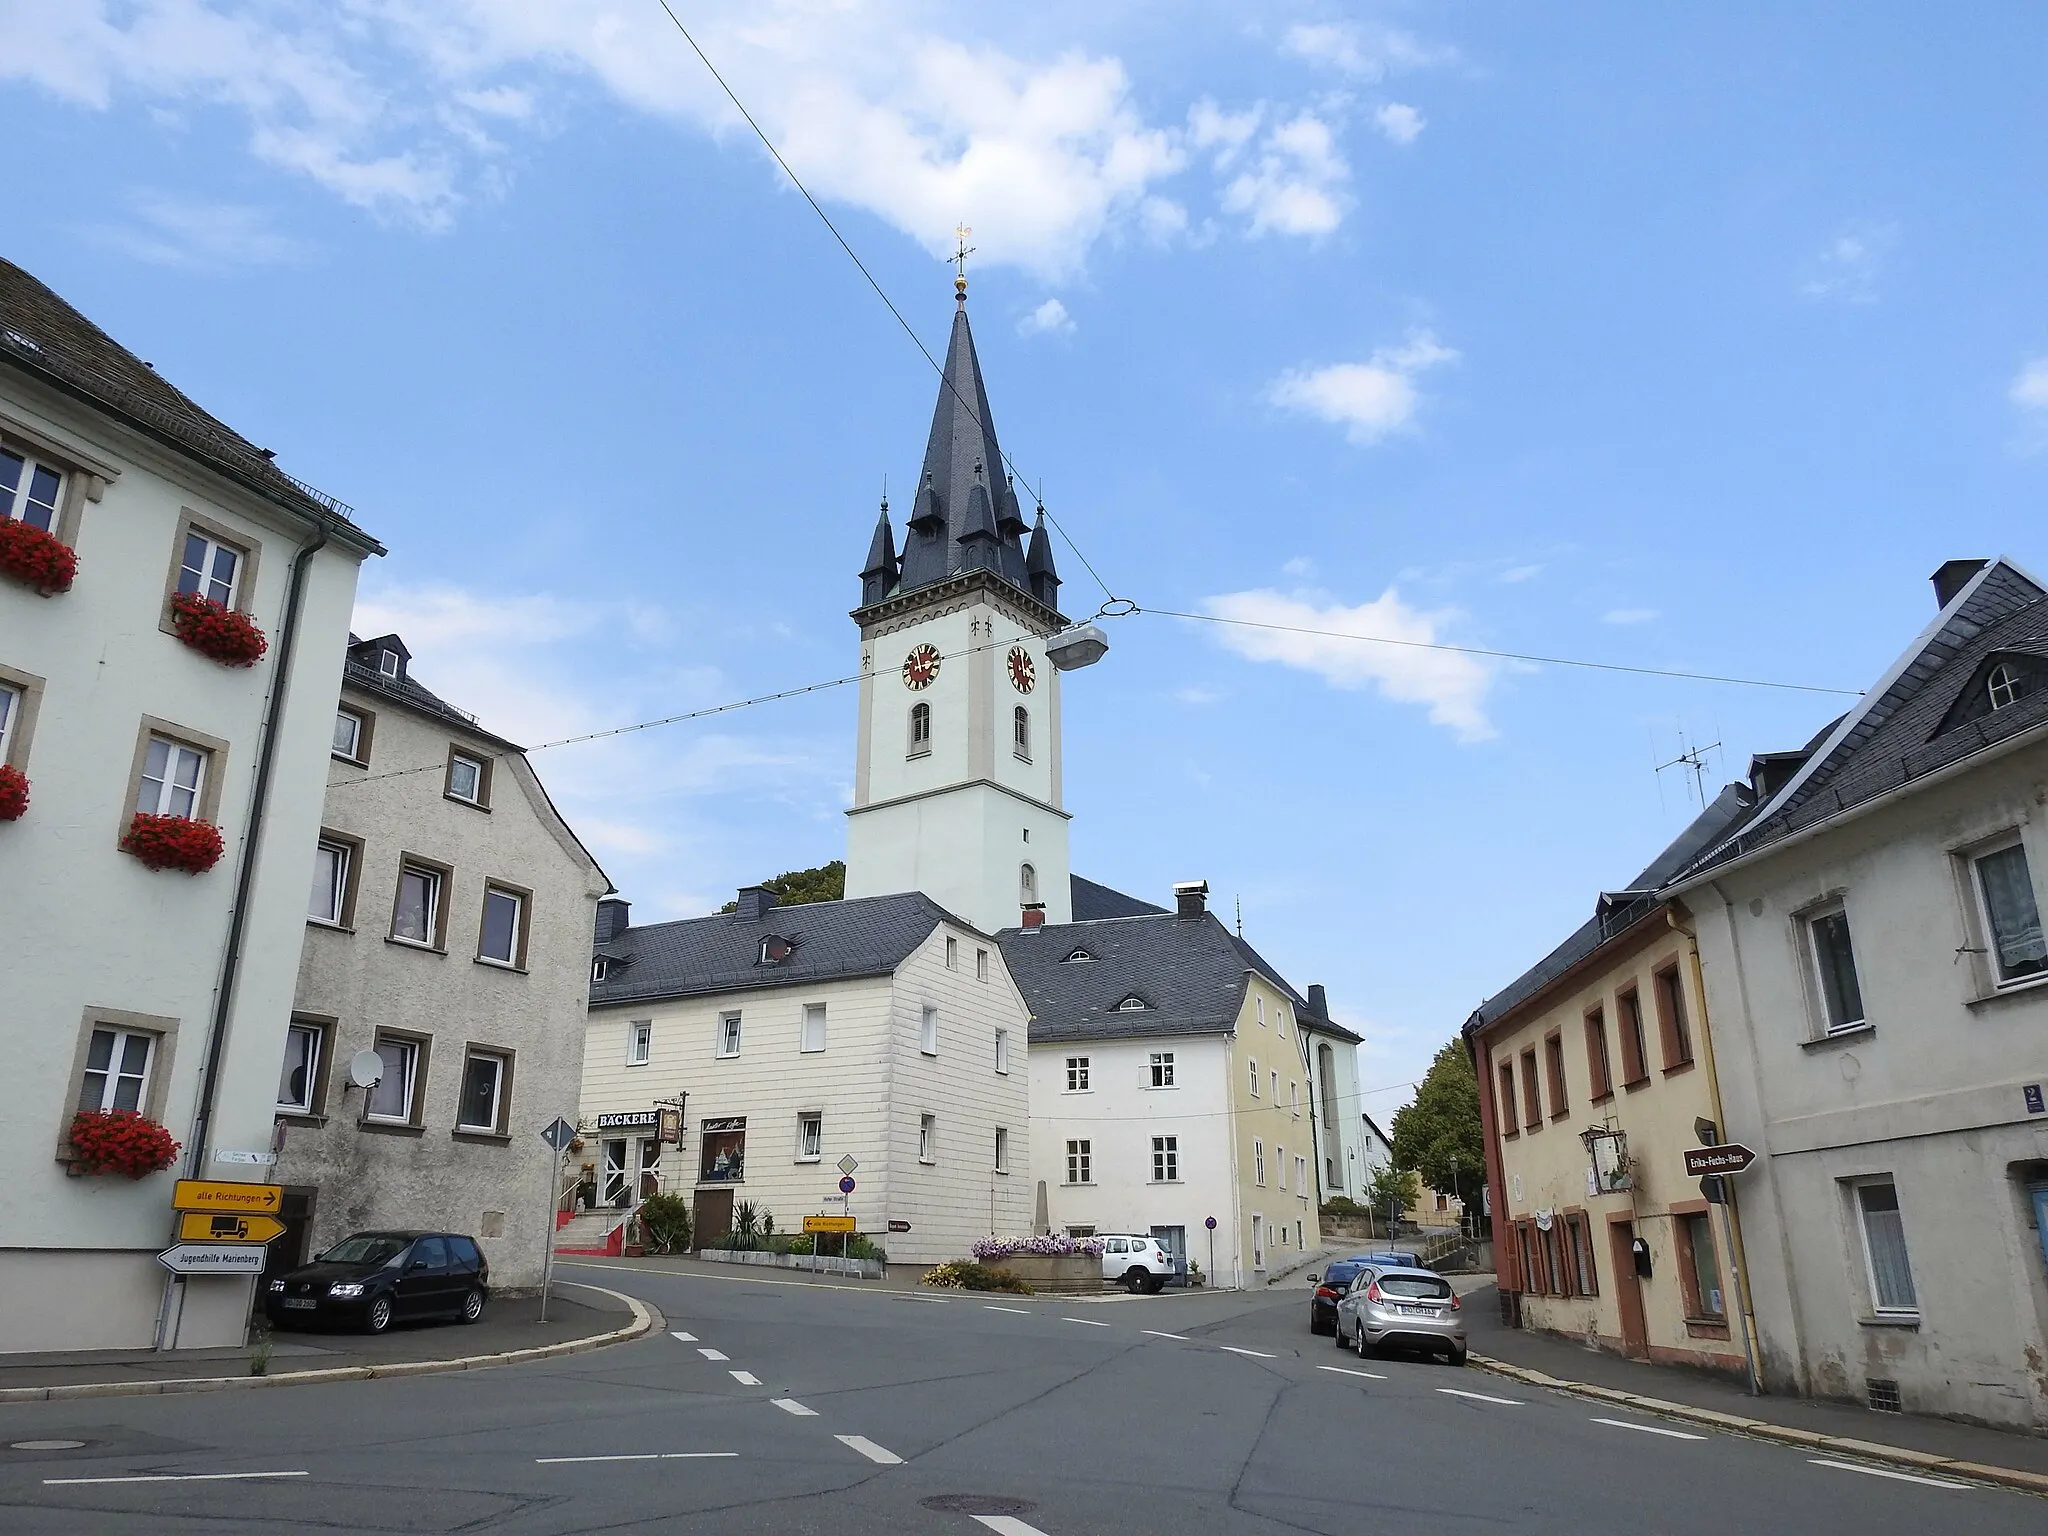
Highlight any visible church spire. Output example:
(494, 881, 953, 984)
(1025, 502, 1060, 611)
(859, 497, 898, 608)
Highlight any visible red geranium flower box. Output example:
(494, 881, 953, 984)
(122, 812, 225, 873)
(170, 591, 268, 667)
(0, 764, 27, 821)
(0, 517, 77, 595)
(67, 1110, 181, 1179)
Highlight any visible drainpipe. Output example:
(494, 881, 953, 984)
(157, 517, 329, 1349)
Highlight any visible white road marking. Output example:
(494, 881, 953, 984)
(670, 1331, 697, 1342)
(984, 1305, 1032, 1315)
(1809, 1459, 1970, 1490)
(730, 1370, 761, 1386)
(1592, 1417, 1706, 1441)
(1219, 1346, 1276, 1358)
(835, 1434, 904, 1465)
(1318, 1365, 1388, 1380)
(1141, 1330, 1191, 1341)
(771, 1399, 817, 1417)
(1437, 1388, 1522, 1406)
(698, 1348, 729, 1361)
(43, 1471, 308, 1486)
(1062, 1317, 1111, 1328)
(535, 1453, 738, 1464)
(972, 1517, 1054, 1536)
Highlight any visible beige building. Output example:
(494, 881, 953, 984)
(274, 634, 608, 1291)
(1467, 784, 1758, 1377)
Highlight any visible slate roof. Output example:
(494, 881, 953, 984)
(1070, 875, 1168, 921)
(591, 892, 964, 1007)
(999, 910, 1294, 1044)
(341, 636, 521, 752)
(0, 257, 381, 553)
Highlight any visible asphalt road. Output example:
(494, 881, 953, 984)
(0, 1262, 2040, 1535)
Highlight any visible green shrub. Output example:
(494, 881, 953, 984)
(638, 1193, 693, 1254)
(921, 1260, 1033, 1294)
(1321, 1196, 1367, 1220)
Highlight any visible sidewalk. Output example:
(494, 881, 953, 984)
(0, 1282, 654, 1403)
(1458, 1280, 2048, 1492)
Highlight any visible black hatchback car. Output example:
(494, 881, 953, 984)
(265, 1231, 489, 1334)
(1309, 1259, 1370, 1334)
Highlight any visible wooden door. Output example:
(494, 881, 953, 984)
(1609, 1218, 1648, 1359)
(693, 1188, 734, 1249)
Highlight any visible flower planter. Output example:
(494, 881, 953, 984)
(169, 591, 268, 667)
(122, 812, 225, 873)
(0, 517, 76, 595)
(986, 1254, 1100, 1293)
(0, 765, 26, 821)
(66, 1110, 181, 1178)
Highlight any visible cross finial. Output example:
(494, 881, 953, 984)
(952, 222, 974, 300)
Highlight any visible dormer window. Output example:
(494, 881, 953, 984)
(378, 649, 400, 679)
(758, 934, 793, 965)
(1988, 663, 2025, 711)
(591, 957, 610, 984)
(1115, 994, 1148, 1012)
(1063, 948, 1094, 964)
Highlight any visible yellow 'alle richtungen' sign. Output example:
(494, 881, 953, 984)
(172, 1179, 283, 1214)
(802, 1215, 858, 1234)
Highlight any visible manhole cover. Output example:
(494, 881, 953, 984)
(10, 1440, 87, 1451)
(920, 1495, 1039, 1516)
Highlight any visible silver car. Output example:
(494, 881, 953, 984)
(1333, 1264, 1467, 1365)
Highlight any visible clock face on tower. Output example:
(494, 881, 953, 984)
(901, 644, 942, 690)
(1007, 646, 1037, 694)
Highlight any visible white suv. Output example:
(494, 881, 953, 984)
(1099, 1235, 1173, 1294)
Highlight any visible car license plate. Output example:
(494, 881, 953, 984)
(1398, 1304, 1432, 1317)
(280, 1298, 316, 1309)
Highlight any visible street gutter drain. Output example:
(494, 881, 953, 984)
(920, 1495, 1039, 1516)
(11, 1441, 88, 1451)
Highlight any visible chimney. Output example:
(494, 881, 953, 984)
(1172, 880, 1209, 919)
(594, 897, 631, 944)
(734, 885, 776, 922)
(1021, 903, 1046, 929)
(1931, 559, 1988, 609)
(1308, 983, 1329, 1020)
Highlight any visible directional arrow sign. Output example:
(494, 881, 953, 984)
(172, 1179, 283, 1214)
(177, 1212, 287, 1244)
(1682, 1144, 1758, 1177)
(157, 1244, 268, 1275)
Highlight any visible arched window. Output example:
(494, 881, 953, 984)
(1020, 862, 1037, 901)
(1988, 663, 2024, 711)
(908, 701, 931, 756)
(1115, 994, 1149, 1012)
(1013, 705, 1030, 759)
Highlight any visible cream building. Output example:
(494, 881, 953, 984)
(275, 634, 608, 1291)
(0, 257, 381, 1351)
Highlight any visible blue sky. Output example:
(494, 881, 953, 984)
(8, 3, 2048, 1123)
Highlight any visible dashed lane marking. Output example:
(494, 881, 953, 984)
(1437, 1388, 1523, 1406)
(984, 1306, 1032, 1315)
(771, 1399, 817, 1417)
(1809, 1459, 1970, 1490)
(971, 1517, 1053, 1535)
(730, 1371, 761, 1386)
(1317, 1365, 1388, 1380)
(698, 1348, 729, 1361)
(1219, 1346, 1276, 1359)
(1592, 1417, 1706, 1441)
(535, 1453, 738, 1464)
(835, 1434, 904, 1465)
(670, 1331, 697, 1342)
(1141, 1330, 1191, 1341)
(44, 1472, 308, 1486)
(1062, 1317, 1111, 1328)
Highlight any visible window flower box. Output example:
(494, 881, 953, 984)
(0, 764, 26, 821)
(169, 591, 268, 667)
(66, 1109, 181, 1178)
(0, 517, 77, 595)
(122, 812, 225, 873)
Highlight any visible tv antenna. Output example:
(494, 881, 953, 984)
(1656, 729, 1721, 808)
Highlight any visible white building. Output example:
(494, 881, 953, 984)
(1669, 558, 2048, 1432)
(1296, 984, 1370, 1200)
(0, 257, 381, 1351)
(580, 887, 1032, 1269)
(275, 633, 609, 1291)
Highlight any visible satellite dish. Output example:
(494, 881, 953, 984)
(347, 1050, 384, 1090)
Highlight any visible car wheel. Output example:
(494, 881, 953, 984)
(363, 1295, 393, 1334)
(1123, 1268, 1147, 1294)
(1356, 1328, 1372, 1360)
(1331, 1320, 1349, 1347)
(1145, 1274, 1165, 1295)
(460, 1289, 485, 1323)
(1447, 1345, 1468, 1367)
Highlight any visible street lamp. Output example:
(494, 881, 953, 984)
(1045, 622, 1109, 671)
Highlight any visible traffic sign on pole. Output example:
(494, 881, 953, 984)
(1682, 1144, 1757, 1177)
(838, 1176, 856, 1194)
(803, 1215, 857, 1234)
(172, 1180, 282, 1214)
(177, 1213, 286, 1244)
(837, 1155, 859, 1176)
(157, 1244, 268, 1275)
(540, 1117, 577, 1152)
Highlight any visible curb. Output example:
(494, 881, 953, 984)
(0, 1282, 663, 1406)
(1468, 1353, 2048, 1497)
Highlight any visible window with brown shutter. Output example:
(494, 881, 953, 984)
(1617, 987, 1650, 1086)
(1520, 1047, 1542, 1129)
(1498, 1060, 1519, 1139)
(1584, 1007, 1612, 1099)
(1544, 1032, 1568, 1119)
(1656, 964, 1695, 1069)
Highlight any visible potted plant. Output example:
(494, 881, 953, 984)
(0, 517, 76, 595)
(169, 591, 268, 667)
(0, 764, 26, 821)
(121, 812, 226, 873)
(66, 1109, 181, 1178)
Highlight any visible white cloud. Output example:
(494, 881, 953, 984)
(1601, 608, 1659, 626)
(1200, 586, 1494, 741)
(2012, 357, 2048, 452)
(1219, 110, 1349, 237)
(1018, 297, 1074, 336)
(1280, 556, 1317, 579)
(1372, 102, 1424, 145)
(1267, 329, 1458, 444)
(1280, 22, 1454, 80)
(88, 191, 309, 269)
(1802, 224, 1896, 304)
(1499, 564, 1543, 584)
(1173, 685, 1224, 706)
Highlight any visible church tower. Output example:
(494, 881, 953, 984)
(843, 283, 1072, 933)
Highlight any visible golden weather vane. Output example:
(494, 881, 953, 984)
(952, 223, 975, 296)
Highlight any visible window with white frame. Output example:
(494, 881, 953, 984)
(798, 1112, 823, 1160)
(801, 1003, 827, 1053)
(1805, 902, 1866, 1033)
(366, 1036, 420, 1123)
(1987, 662, 2024, 711)
(277, 1021, 321, 1113)
(378, 649, 400, 679)
(446, 751, 487, 806)
(1152, 1135, 1178, 1182)
(1253, 1138, 1266, 1186)
(78, 1027, 154, 1113)
(1020, 862, 1036, 902)
(717, 1012, 743, 1058)
(920, 1005, 939, 1055)
(994, 1127, 1009, 1173)
(1290, 1080, 1300, 1118)
(478, 886, 524, 966)
(1295, 1155, 1308, 1194)
(908, 701, 931, 756)
(136, 735, 207, 818)
(627, 1020, 652, 1066)
(591, 957, 610, 984)
(1972, 840, 2046, 985)
(392, 865, 441, 947)
(1854, 1179, 1919, 1316)
(994, 1028, 1009, 1074)
(1271, 1070, 1279, 1103)
(176, 528, 243, 608)
(1149, 1051, 1175, 1087)
(457, 1049, 509, 1133)
(0, 447, 63, 531)
(1257, 996, 1266, 1027)
(0, 681, 18, 764)
(308, 838, 351, 925)
(1248, 1058, 1259, 1096)
(945, 935, 958, 968)
(1013, 705, 1030, 759)
(332, 708, 365, 761)
(919, 1113, 937, 1163)
(976, 947, 989, 981)
(1278, 1145, 1287, 1190)
(1066, 1055, 1090, 1091)
(1066, 1138, 1092, 1183)
(1115, 995, 1146, 1012)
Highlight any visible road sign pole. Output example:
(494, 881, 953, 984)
(1721, 1189, 1762, 1396)
(540, 1145, 563, 1323)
